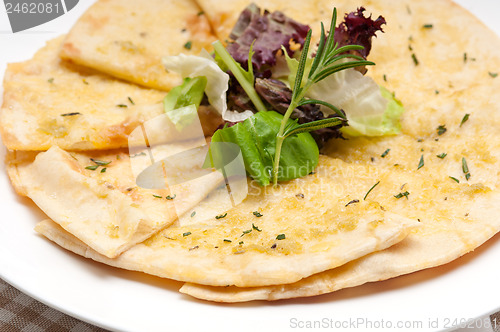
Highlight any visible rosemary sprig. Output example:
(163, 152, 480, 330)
(272, 8, 375, 184)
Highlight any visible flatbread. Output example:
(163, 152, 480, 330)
(60, 0, 216, 90)
(7, 144, 224, 258)
(180, 161, 500, 301)
(0, 36, 223, 151)
(33, 156, 419, 287)
(177, 0, 500, 301)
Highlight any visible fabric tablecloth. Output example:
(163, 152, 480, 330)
(0, 278, 108, 332)
(1, 277, 499, 332)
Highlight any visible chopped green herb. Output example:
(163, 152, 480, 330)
(411, 53, 419, 66)
(116, 104, 128, 108)
(82, 79, 89, 85)
(345, 199, 359, 207)
(241, 229, 252, 237)
(191, 211, 196, 217)
(153, 194, 162, 198)
(85, 165, 99, 171)
(183, 41, 192, 50)
(215, 213, 227, 219)
(183, 232, 191, 237)
(435, 90, 440, 94)
(276, 234, 286, 240)
(100, 168, 107, 173)
(223, 239, 232, 243)
(165, 194, 176, 200)
(417, 155, 424, 170)
(383, 74, 387, 82)
(381, 149, 391, 158)
(436, 153, 447, 159)
(253, 211, 263, 217)
(48, 78, 54, 83)
(239, 241, 244, 245)
(449, 176, 460, 183)
(364, 181, 380, 201)
(408, 44, 413, 51)
(423, 24, 433, 29)
(460, 113, 470, 127)
(197, 10, 204, 15)
(437, 125, 447, 135)
(90, 158, 111, 166)
(462, 157, 471, 181)
(128, 96, 135, 105)
(252, 223, 262, 232)
(463, 53, 467, 63)
(489, 72, 498, 78)
(61, 112, 81, 117)
(394, 191, 410, 199)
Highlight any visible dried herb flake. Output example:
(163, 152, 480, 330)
(417, 155, 424, 170)
(364, 181, 380, 200)
(394, 191, 410, 199)
(436, 153, 447, 159)
(462, 157, 471, 181)
(460, 113, 470, 127)
(437, 125, 447, 136)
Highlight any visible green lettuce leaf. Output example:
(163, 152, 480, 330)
(163, 76, 206, 130)
(210, 111, 318, 186)
(341, 85, 404, 137)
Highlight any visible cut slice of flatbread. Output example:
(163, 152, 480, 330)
(60, 0, 216, 90)
(0, 36, 223, 151)
(7, 145, 224, 258)
(33, 156, 419, 287)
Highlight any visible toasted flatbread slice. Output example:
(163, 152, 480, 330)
(7, 145, 224, 258)
(60, 0, 216, 90)
(0, 36, 222, 151)
(34, 155, 419, 287)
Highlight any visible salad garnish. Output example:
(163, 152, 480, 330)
(163, 4, 403, 186)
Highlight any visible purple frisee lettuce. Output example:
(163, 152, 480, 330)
(334, 7, 386, 60)
(226, 3, 309, 77)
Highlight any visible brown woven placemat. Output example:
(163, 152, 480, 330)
(0, 278, 109, 332)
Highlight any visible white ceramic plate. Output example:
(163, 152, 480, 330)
(1, 2, 500, 331)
